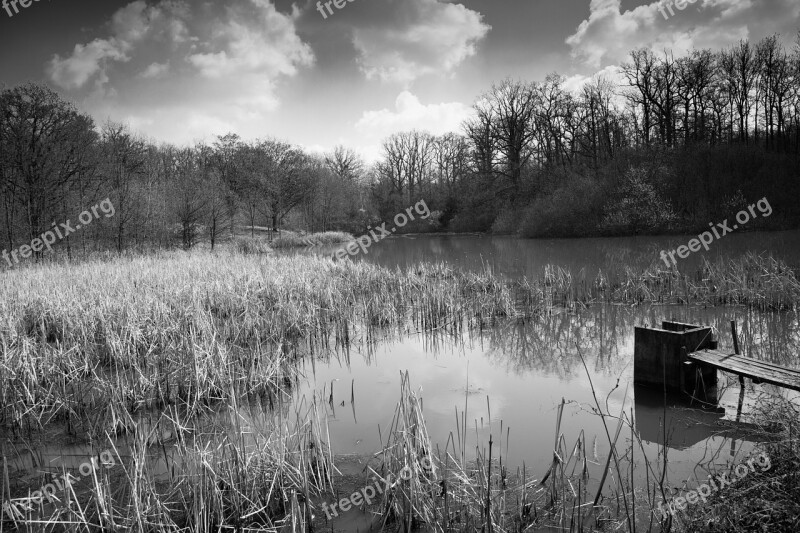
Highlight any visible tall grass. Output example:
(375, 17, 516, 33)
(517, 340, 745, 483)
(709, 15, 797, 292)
(0, 252, 540, 438)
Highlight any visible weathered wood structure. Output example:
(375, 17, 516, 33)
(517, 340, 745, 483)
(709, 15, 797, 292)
(634, 321, 718, 400)
(635, 320, 800, 397)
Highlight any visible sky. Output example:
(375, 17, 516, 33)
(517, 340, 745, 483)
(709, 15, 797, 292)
(0, 0, 798, 162)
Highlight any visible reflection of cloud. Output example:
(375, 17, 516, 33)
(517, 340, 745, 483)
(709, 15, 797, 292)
(352, 0, 490, 83)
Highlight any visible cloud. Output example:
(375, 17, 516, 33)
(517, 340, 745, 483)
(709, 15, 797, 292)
(47, 0, 190, 90)
(47, 39, 131, 90)
(187, 0, 313, 81)
(351, 91, 474, 164)
(45, 0, 315, 143)
(562, 65, 625, 94)
(566, 0, 800, 68)
(140, 62, 170, 78)
(356, 91, 473, 137)
(352, 0, 490, 83)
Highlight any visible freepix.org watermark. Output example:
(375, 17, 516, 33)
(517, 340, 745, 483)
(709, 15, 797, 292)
(660, 197, 772, 267)
(332, 200, 431, 261)
(1, 198, 115, 267)
(316, 0, 356, 19)
(2, 0, 41, 18)
(2, 449, 117, 520)
(656, 452, 771, 519)
(658, 0, 698, 20)
(321, 456, 435, 520)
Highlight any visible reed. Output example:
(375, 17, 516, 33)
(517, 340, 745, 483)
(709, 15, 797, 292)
(681, 392, 800, 532)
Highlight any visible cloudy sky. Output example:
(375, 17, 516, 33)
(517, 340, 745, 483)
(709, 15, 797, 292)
(1, 0, 797, 161)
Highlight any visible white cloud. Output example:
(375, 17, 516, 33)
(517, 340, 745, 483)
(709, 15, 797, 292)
(356, 91, 473, 137)
(46, 0, 315, 142)
(187, 1, 313, 80)
(566, 0, 800, 68)
(47, 0, 191, 90)
(352, 0, 490, 83)
(140, 61, 169, 78)
(562, 65, 625, 94)
(47, 39, 130, 90)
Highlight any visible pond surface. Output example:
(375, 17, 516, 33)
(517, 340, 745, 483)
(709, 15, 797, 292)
(299, 305, 797, 487)
(297, 231, 800, 515)
(341, 230, 800, 278)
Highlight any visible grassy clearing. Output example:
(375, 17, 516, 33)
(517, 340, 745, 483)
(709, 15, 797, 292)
(270, 231, 354, 249)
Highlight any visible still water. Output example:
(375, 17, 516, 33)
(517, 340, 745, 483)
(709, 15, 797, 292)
(343, 230, 800, 278)
(298, 231, 800, 509)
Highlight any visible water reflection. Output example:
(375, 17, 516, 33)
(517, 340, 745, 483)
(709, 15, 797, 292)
(294, 303, 798, 492)
(328, 230, 800, 279)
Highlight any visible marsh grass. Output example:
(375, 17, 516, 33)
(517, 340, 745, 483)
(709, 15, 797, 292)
(0, 397, 334, 532)
(680, 392, 800, 532)
(1, 249, 797, 532)
(0, 252, 542, 440)
(544, 253, 800, 311)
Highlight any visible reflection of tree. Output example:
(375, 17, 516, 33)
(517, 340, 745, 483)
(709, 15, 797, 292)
(477, 306, 634, 379)
(471, 305, 800, 380)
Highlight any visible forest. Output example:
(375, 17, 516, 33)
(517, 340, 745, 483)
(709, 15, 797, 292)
(2, 34, 799, 260)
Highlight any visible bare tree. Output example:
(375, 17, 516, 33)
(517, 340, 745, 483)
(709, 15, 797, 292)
(0, 84, 96, 258)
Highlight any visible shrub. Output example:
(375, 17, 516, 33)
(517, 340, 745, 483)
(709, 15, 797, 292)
(600, 166, 676, 235)
(519, 175, 604, 238)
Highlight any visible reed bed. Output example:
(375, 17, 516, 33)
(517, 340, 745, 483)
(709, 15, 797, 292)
(0, 251, 538, 439)
(1, 251, 795, 438)
(543, 253, 800, 311)
(1, 396, 333, 532)
(680, 392, 800, 532)
(1, 249, 797, 532)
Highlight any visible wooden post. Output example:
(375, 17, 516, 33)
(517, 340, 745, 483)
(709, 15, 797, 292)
(731, 321, 744, 388)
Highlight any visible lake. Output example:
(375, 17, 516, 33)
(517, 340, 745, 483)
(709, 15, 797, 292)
(293, 230, 800, 525)
(338, 230, 800, 278)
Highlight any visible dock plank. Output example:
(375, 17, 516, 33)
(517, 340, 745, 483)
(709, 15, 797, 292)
(688, 349, 800, 392)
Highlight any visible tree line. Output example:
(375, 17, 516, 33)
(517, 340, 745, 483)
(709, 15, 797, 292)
(2, 34, 799, 264)
(375, 34, 800, 236)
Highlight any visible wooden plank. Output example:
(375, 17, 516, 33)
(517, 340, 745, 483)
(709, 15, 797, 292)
(688, 349, 800, 391)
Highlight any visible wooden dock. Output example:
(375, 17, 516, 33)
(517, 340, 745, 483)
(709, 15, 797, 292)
(688, 349, 800, 392)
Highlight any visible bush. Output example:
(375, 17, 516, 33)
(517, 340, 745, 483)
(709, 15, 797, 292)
(600, 166, 676, 235)
(490, 205, 522, 234)
(271, 232, 354, 249)
(233, 237, 273, 255)
(519, 175, 604, 238)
